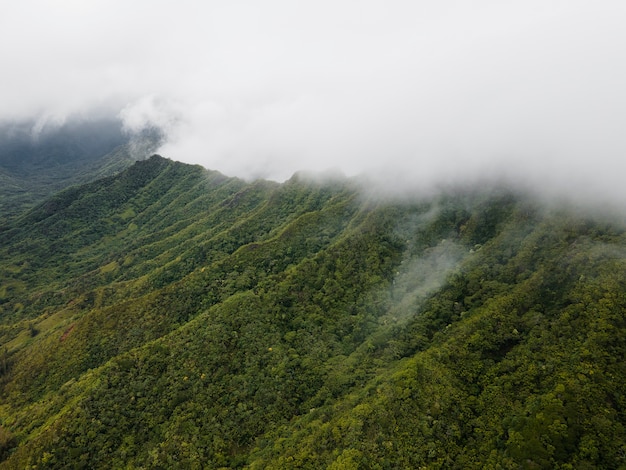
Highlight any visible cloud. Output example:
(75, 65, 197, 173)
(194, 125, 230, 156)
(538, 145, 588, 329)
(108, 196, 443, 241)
(119, 95, 181, 135)
(2, 1, 626, 203)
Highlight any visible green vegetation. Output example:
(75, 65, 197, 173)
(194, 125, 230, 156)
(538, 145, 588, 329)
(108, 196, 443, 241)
(0, 119, 159, 223)
(0, 155, 625, 468)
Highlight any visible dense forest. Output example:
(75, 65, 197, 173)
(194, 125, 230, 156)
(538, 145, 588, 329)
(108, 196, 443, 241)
(0, 155, 625, 468)
(0, 118, 159, 223)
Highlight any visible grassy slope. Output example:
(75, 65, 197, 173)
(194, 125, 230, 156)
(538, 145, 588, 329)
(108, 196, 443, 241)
(0, 157, 624, 468)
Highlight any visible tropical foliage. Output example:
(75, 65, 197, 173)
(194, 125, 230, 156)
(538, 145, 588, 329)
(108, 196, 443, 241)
(0, 156, 625, 468)
(0, 119, 158, 223)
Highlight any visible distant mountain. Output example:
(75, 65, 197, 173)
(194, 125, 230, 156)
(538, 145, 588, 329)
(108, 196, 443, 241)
(0, 118, 160, 223)
(0, 156, 625, 468)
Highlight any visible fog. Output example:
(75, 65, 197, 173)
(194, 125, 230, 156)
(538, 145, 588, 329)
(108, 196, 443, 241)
(2, 1, 626, 204)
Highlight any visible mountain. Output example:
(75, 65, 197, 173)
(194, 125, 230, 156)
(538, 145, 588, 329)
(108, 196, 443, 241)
(0, 155, 625, 468)
(0, 118, 160, 223)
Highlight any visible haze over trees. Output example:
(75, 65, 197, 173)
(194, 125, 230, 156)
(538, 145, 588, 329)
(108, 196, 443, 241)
(0, 152, 624, 468)
(0, 118, 159, 223)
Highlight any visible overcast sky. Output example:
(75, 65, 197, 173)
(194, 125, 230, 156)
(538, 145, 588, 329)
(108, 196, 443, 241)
(2, 1, 626, 201)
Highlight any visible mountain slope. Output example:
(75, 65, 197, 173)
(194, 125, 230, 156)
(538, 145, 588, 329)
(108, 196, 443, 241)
(0, 157, 625, 468)
(0, 118, 159, 223)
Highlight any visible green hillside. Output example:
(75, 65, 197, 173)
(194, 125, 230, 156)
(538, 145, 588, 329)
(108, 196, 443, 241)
(0, 119, 159, 223)
(0, 156, 625, 468)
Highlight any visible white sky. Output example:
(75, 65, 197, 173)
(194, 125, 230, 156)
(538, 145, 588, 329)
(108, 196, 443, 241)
(2, 1, 626, 201)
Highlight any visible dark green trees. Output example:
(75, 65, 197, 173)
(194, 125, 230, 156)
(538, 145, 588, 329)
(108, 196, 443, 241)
(0, 158, 625, 468)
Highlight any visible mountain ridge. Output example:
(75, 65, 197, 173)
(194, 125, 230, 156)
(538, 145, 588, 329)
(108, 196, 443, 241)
(0, 119, 161, 223)
(0, 156, 625, 468)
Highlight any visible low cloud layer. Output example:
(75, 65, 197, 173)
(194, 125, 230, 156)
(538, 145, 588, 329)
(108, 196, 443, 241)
(2, 1, 626, 203)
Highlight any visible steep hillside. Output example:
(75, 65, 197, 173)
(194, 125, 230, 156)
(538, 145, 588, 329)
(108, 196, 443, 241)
(0, 119, 159, 223)
(0, 156, 625, 468)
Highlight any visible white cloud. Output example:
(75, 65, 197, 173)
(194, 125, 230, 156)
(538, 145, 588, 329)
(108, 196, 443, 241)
(1, 1, 626, 203)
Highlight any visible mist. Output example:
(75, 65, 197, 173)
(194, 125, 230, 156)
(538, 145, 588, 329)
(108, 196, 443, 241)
(0, 117, 128, 169)
(2, 1, 626, 205)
